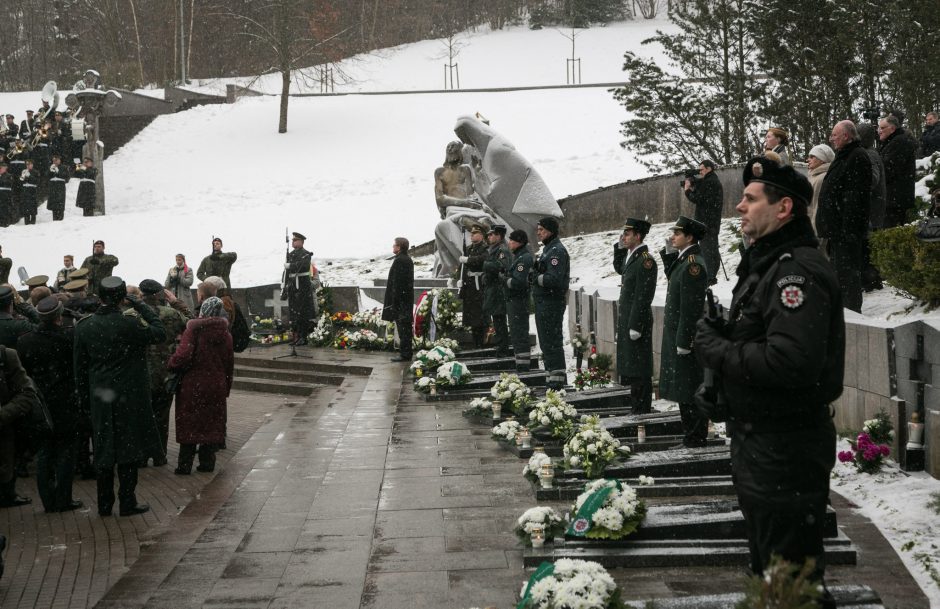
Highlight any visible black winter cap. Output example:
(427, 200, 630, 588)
(508, 229, 528, 245)
(537, 217, 559, 235)
(139, 279, 163, 295)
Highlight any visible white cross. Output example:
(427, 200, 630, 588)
(265, 289, 289, 319)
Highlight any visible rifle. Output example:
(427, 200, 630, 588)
(280, 227, 289, 295)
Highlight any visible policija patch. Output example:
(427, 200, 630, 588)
(516, 264, 524, 272)
(780, 284, 806, 309)
(551, 258, 559, 266)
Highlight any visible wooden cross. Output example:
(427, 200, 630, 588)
(265, 289, 289, 319)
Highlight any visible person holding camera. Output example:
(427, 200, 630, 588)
(683, 160, 724, 285)
(693, 158, 843, 607)
(73, 276, 166, 517)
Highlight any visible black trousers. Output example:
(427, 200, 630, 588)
(470, 326, 488, 349)
(507, 297, 530, 372)
(37, 437, 76, 512)
(828, 240, 863, 313)
(535, 298, 566, 388)
(678, 401, 708, 445)
(96, 463, 139, 513)
(178, 444, 216, 471)
(740, 499, 828, 582)
(621, 376, 652, 414)
(491, 313, 509, 356)
(151, 388, 173, 460)
(395, 318, 413, 358)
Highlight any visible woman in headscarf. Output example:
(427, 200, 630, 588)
(168, 296, 234, 474)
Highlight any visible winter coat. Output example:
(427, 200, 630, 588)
(816, 141, 871, 243)
(766, 144, 790, 166)
(863, 149, 887, 230)
(459, 240, 488, 328)
(0, 347, 39, 482)
(284, 247, 315, 324)
(73, 304, 166, 468)
(47, 163, 70, 212)
(168, 317, 234, 445)
(807, 162, 829, 226)
(124, 301, 191, 392)
(74, 166, 96, 211)
(0, 257, 11, 285)
(16, 325, 80, 442)
(506, 248, 533, 300)
(80, 253, 119, 296)
(381, 252, 414, 322)
(658, 244, 707, 403)
(614, 243, 657, 380)
(532, 236, 570, 301)
(482, 242, 510, 316)
(879, 129, 917, 225)
(20, 167, 38, 213)
(0, 309, 39, 349)
(164, 265, 195, 312)
(684, 170, 723, 233)
(921, 123, 940, 157)
(197, 251, 238, 290)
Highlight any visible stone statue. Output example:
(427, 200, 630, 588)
(433, 141, 500, 277)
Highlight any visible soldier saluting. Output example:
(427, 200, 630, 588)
(197, 237, 238, 290)
(282, 232, 315, 346)
(613, 218, 657, 414)
(81, 240, 119, 296)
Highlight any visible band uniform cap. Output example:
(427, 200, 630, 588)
(0, 286, 13, 305)
(25, 275, 49, 288)
(487, 224, 507, 236)
(622, 218, 651, 235)
(69, 267, 89, 279)
(669, 215, 707, 239)
(139, 278, 164, 295)
(37, 295, 63, 319)
(743, 156, 813, 206)
(291, 232, 306, 241)
(508, 229, 528, 245)
(469, 224, 485, 234)
(93, 240, 104, 247)
(537, 216, 560, 235)
(63, 279, 88, 291)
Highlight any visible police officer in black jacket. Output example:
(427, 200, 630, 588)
(694, 157, 843, 606)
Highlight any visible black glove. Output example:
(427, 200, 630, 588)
(694, 383, 728, 423)
(125, 293, 144, 310)
(694, 318, 728, 370)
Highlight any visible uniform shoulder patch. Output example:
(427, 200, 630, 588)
(499, 252, 505, 259)
(780, 284, 805, 310)
(643, 258, 654, 270)
(551, 258, 559, 266)
(688, 263, 702, 277)
(776, 274, 805, 288)
(516, 264, 524, 272)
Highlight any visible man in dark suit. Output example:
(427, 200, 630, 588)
(382, 237, 414, 362)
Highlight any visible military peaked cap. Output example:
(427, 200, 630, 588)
(37, 296, 63, 319)
(622, 218, 651, 235)
(743, 156, 813, 207)
(487, 224, 507, 236)
(292, 232, 306, 241)
(70, 268, 89, 279)
(25, 275, 49, 288)
(670, 216, 708, 239)
(63, 279, 88, 292)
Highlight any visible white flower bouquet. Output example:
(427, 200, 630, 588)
(413, 376, 436, 394)
(492, 420, 523, 442)
(436, 361, 471, 387)
(523, 451, 553, 483)
(514, 506, 566, 546)
(463, 396, 493, 417)
(562, 416, 631, 478)
(350, 307, 385, 330)
(409, 345, 456, 374)
(518, 558, 623, 609)
(527, 390, 578, 439)
(307, 312, 333, 346)
(490, 372, 534, 415)
(567, 479, 646, 541)
(415, 288, 464, 335)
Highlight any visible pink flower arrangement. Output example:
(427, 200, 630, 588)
(839, 432, 891, 474)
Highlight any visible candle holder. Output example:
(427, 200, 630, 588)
(539, 462, 554, 489)
(429, 383, 437, 396)
(492, 400, 502, 420)
(636, 424, 646, 444)
(908, 412, 925, 449)
(530, 526, 545, 548)
(515, 427, 527, 447)
(520, 429, 532, 449)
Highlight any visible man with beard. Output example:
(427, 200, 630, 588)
(81, 240, 119, 295)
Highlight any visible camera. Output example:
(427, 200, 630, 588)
(680, 169, 699, 188)
(862, 106, 881, 123)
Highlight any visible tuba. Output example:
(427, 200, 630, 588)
(39, 81, 59, 123)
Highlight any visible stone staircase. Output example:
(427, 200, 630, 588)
(232, 352, 370, 396)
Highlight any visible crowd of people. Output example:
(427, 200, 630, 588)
(0, 235, 267, 527)
(1, 105, 95, 224)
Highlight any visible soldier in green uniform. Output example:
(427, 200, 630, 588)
(533, 217, 570, 389)
(613, 218, 657, 414)
(197, 237, 238, 290)
(0, 285, 39, 349)
(482, 225, 511, 357)
(80, 240, 119, 296)
(74, 276, 166, 517)
(458, 224, 489, 348)
(659, 216, 709, 447)
(506, 229, 533, 372)
(131, 279, 192, 466)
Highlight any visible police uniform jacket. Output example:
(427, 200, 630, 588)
(482, 242, 510, 316)
(659, 244, 707, 403)
(533, 236, 569, 301)
(506, 248, 534, 299)
(74, 166, 97, 211)
(47, 163, 70, 211)
(613, 243, 657, 379)
(459, 240, 488, 328)
(197, 251, 238, 290)
(73, 303, 166, 468)
(81, 253, 119, 295)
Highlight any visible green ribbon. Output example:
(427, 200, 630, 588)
(566, 479, 621, 537)
(452, 362, 464, 381)
(517, 561, 555, 609)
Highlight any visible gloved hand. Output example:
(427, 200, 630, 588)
(629, 330, 641, 341)
(506, 277, 512, 288)
(677, 346, 691, 355)
(284, 263, 291, 269)
(536, 275, 544, 287)
(694, 318, 728, 369)
(125, 293, 144, 310)
(458, 256, 468, 264)
(694, 383, 728, 423)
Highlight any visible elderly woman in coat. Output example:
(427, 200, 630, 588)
(168, 296, 234, 475)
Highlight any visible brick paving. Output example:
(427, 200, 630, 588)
(0, 345, 930, 609)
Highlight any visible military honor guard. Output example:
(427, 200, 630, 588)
(197, 237, 238, 290)
(47, 154, 70, 221)
(506, 229, 534, 372)
(659, 216, 709, 447)
(20, 159, 39, 225)
(0, 163, 12, 227)
(283, 232, 316, 345)
(74, 157, 96, 216)
(81, 240, 119, 295)
(482, 225, 511, 357)
(533, 217, 570, 389)
(458, 224, 490, 348)
(613, 218, 657, 413)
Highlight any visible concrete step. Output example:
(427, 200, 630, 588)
(231, 376, 320, 396)
(234, 365, 344, 386)
(233, 355, 371, 376)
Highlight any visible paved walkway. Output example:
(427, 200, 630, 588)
(1, 346, 930, 608)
